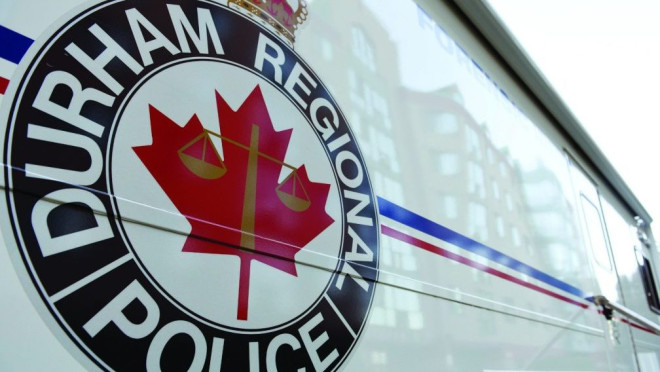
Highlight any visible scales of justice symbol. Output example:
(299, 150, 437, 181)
(177, 124, 312, 252)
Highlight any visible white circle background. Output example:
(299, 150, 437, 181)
(110, 60, 342, 330)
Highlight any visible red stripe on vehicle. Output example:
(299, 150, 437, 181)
(621, 317, 657, 335)
(381, 224, 589, 309)
(382, 223, 660, 335)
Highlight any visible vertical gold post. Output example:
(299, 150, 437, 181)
(240, 125, 259, 250)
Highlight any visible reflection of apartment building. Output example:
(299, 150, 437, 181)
(520, 166, 582, 273)
(301, 1, 534, 257)
(297, 1, 557, 369)
(300, 1, 404, 206)
(399, 85, 531, 255)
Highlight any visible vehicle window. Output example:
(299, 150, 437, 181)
(639, 254, 660, 313)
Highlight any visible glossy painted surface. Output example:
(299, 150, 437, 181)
(296, 2, 623, 369)
(0, 0, 659, 370)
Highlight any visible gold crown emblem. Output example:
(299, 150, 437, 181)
(228, 0, 308, 45)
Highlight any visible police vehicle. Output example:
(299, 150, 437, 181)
(1, 0, 659, 370)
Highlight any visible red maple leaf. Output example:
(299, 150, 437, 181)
(133, 86, 334, 320)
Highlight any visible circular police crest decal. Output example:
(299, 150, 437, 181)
(0, 0, 379, 370)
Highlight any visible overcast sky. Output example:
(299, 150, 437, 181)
(487, 0, 660, 236)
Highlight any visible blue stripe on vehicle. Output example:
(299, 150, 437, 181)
(377, 196, 589, 300)
(0, 25, 33, 64)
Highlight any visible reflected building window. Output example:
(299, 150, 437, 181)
(523, 180, 559, 208)
(394, 289, 423, 330)
(466, 126, 482, 160)
(526, 241, 535, 257)
(368, 128, 400, 173)
(370, 286, 396, 327)
(547, 243, 577, 271)
(437, 153, 459, 176)
(468, 161, 485, 198)
(468, 202, 488, 241)
(347, 72, 393, 130)
(531, 212, 567, 237)
(408, 312, 423, 330)
(496, 215, 505, 237)
(370, 89, 392, 128)
(401, 255, 417, 271)
(511, 226, 521, 246)
(433, 113, 459, 134)
(471, 268, 480, 282)
(499, 162, 508, 178)
(378, 132, 398, 170)
(351, 27, 375, 71)
(370, 238, 423, 330)
(492, 181, 500, 200)
(505, 193, 514, 211)
(391, 239, 417, 271)
(442, 195, 458, 219)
